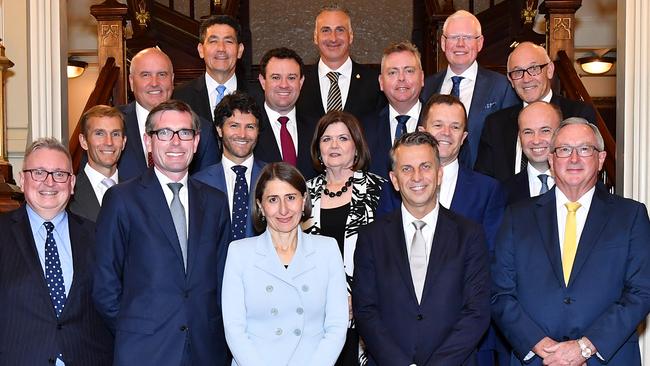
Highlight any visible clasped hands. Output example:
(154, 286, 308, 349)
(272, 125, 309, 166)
(533, 336, 590, 366)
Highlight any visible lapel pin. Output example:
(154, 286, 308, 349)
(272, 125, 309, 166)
(356, 74, 361, 79)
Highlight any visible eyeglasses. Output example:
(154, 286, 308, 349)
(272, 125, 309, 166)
(23, 169, 72, 183)
(553, 145, 600, 158)
(149, 128, 196, 141)
(508, 63, 549, 80)
(442, 34, 482, 43)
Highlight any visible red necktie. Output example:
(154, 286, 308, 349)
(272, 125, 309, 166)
(278, 116, 297, 166)
(147, 152, 154, 168)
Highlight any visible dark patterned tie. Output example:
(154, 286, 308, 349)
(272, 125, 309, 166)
(231, 165, 249, 240)
(450, 76, 464, 98)
(520, 153, 529, 173)
(395, 115, 410, 141)
(278, 116, 297, 166)
(44, 221, 67, 317)
(167, 183, 188, 270)
(147, 152, 154, 168)
(538, 174, 550, 195)
(326, 71, 343, 112)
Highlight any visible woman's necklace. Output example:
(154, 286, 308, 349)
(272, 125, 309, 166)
(323, 175, 354, 198)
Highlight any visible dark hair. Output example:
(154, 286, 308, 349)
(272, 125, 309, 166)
(310, 110, 370, 172)
(145, 99, 201, 133)
(214, 91, 262, 128)
(80, 105, 125, 136)
(259, 47, 304, 79)
(419, 94, 467, 131)
(199, 15, 242, 43)
(389, 131, 440, 170)
(252, 162, 312, 233)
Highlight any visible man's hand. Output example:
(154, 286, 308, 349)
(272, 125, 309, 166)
(542, 340, 585, 366)
(533, 337, 558, 359)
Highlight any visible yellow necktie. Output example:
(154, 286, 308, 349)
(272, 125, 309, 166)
(562, 202, 582, 285)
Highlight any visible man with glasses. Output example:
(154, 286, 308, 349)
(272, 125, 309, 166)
(421, 10, 519, 169)
(475, 42, 596, 182)
(93, 100, 231, 366)
(492, 117, 650, 366)
(0, 138, 113, 365)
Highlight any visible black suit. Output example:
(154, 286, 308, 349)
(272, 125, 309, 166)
(0, 205, 113, 365)
(297, 60, 384, 122)
(117, 102, 220, 181)
(474, 94, 596, 182)
(503, 170, 532, 205)
(253, 108, 318, 180)
(68, 170, 101, 222)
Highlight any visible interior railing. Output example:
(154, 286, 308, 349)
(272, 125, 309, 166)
(554, 50, 616, 189)
(70, 57, 120, 174)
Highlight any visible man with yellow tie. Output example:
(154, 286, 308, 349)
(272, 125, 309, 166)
(491, 117, 650, 366)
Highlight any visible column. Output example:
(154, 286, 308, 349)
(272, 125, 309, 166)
(541, 0, 582, 61)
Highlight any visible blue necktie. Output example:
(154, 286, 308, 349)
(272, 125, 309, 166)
(450, 76, 464, 98)
(538, 174, 550, 195)
(216, 85, 227, 105)
(395, 115, 410, 141)
(231, 165, 249, 240)
(44, 221, 67, 317)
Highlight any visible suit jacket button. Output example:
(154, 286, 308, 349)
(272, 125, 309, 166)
(270, 308, 278, 315)
(296, 307, 304, 315)
(293, 329, 301, 336)
(180, 325, 188, 331)
(266, 285, 274, 292)
(275, 328, 283, 336)
(184, 291, 189, 298)
(417, 314, 424, 320)
(562, 336, 569, 341)
(56, 324, 62, 330)
(563, 297, 571, 304)
(48, 358, 56, 364)
(301, 285, 309, 292)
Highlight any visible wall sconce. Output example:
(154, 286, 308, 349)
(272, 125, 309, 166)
(67, 59, 88, 79)
(577, 56, 615, 75)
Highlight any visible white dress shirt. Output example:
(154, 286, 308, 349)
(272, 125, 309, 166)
(526, 164, 554, 197)
(154, 168, 190, 234)
(206, 72, 238, 119)
(439, 159, 459, 209)
(135, 101, 151, 163)
(318, 57, 353, 111)
(84, 163, 119, 204)
(555, 186, 595, 254)
(264, 104, 299, 157)
(401, 203, 439, 267)
(388, 102, 422, 145)
(221, 154, 254, 215)
(515, 90, 553, 174)
(441, 61, 479, 116)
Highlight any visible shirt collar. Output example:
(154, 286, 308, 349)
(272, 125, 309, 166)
(555, 184, 595, 212)
(135, 101, 149, 123)
(388, 101, 422, 121)
(523, 89, 553, 107)
(318, 57, 353, 80)
(221, 154, 254, 173)
(445, 60, 479, 82)
(264, 104, 297, 123)
(26, 205, 67, 233)
(527, 163, 551, 177)
(84, 163, 118, 186)
(205, 72, 238, 93)
(154, 167, 189, 187)
(401, 201, 439, 229)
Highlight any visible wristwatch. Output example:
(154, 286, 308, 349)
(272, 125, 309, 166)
(578, 338, 592, 359)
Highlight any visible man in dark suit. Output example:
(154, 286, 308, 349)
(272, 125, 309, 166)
(353, 131, 490, 366)
(0, 138, 113, 365)
(68, 105, 126, 221)
(93, 100, 231, 366)
(503, 101, 562, 204)
(296, 4, 383, 122)
(193, 91, 265, 239)
(419, 94, 505, 366)
(119, 47, 219, 181)
(421, 10, 519, 169)
(492, 118, 650, 365)
(173, 15, 251, 123)
(475, 42, 596, 182)
(365, 41, 424, 180)
(254, 47, 317, 179)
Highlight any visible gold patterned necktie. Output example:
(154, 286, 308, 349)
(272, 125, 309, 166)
(562, 201, 581, 285)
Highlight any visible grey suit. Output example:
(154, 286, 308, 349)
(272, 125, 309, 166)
(68, 170, 101, 222)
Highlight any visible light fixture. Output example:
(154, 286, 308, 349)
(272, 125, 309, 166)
(67, 59, 88, 79)
(577, 56, 615, 75)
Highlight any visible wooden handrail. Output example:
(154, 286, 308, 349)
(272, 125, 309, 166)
(70, 57, 120, 174)
(554, 50, 616, 188)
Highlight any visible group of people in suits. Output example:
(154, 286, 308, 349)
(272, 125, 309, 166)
(3, 3, 650, 366)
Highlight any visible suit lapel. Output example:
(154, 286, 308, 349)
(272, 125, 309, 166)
(193, 76, 212, 121)
(430, 71, 445, 95)
(346, 62, 365, 113)
(300, 65, 326, 117)
(386, 211, 419, 303)
(124, 103, 147, 168)
(467, 69, 489, 130)
(66, 212, 91, 316)
(254, 231, 294, 284)
(505, 106, 522, 166)
(450, 165, 470, 212)
(379, 106, 392, 152)
(534, 189, 564, 286)
(186, 179, 208, 279)
(286, 231, 316, 279)
(421, 209, 457, 303)
(257, 111, 283, 162)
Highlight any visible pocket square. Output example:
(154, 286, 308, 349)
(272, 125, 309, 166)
(485, 102, 497, 110)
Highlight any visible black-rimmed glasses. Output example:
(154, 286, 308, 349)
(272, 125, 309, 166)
(148, 128, 196, 141)
(508, 63, 549, 80)
(23, 169, 72, 183)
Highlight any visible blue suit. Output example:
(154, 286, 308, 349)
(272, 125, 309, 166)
(353, 207, 490, 366)
(117, 102, 220, 181)
(421, 66, 519, 168)
(93, 169, 231, 366)
(222, 230, 348, 366)
(491, 186, 650, 365)
(192, 158, 266, 238)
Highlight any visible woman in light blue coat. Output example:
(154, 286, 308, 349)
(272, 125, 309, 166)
(222, 162, 348, 366)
